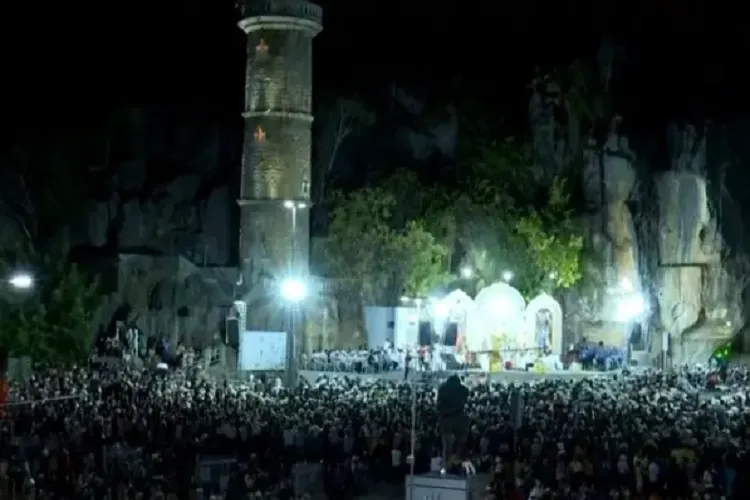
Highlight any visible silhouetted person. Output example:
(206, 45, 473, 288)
(437, 375, 469, 470)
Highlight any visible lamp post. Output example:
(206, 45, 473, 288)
(281, 277, 306, 388)
(283, 200, 307, 368)
(283, 200, 307, 275)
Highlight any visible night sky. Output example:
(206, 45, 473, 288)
(5, 0, 750, 159)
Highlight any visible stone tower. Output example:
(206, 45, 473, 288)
(237, 0, 322, 331)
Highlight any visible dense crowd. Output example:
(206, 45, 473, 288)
(0, 356, 748, 499)
(301, 341, 625, 374)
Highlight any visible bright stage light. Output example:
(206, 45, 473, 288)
(492, 297, 513, 316)
(280, 278, 306, 302)
(432, 299, 450, 320)
(502, 270, 513, 282)
(460, 266, 473, 279)
(616, 294, 645, 321)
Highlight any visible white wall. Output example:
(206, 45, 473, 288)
(394, 306, 419, 348)
(364, 306, 394, 348)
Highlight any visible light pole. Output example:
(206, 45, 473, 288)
(281, 277, 306, 388)
(284, 200, 307, 275)
(283, 200, 307, 367)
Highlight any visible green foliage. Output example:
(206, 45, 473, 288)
(455, 138, 584, 298)
(323, 185, 451, 304)
(397, 221, 451, 297)
(322, 113, 584, 303)
(711, 341, 733, 362)
(0, 246, 101, 366)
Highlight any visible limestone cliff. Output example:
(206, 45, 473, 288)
(528, 52, 745, 362)
(565, 120, 743, 363)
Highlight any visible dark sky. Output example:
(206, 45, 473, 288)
(4, 0, 750, 135)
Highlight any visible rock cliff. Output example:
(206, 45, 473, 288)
(526, 54, 746, 362)
(566, 120, 743, 362)
(67, 110, 240, 344)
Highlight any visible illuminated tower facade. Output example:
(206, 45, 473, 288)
(237, 0, 322, 331)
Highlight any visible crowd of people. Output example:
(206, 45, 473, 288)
(0, 352, 748, 499)
(300, 341, 626, 375)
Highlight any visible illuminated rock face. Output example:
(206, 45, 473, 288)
(236, 1, 322, 332)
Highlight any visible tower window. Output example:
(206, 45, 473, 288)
(254, 126, 266, 143)
(256, 38, 269, 55)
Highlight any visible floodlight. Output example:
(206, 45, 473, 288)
(502, 270, 513, 282)
(460, 266, 473, 279)
(280, 278, 306, 302)
(616, 294, 645, 321)
(432, 299, 450, 320)
(284, 200, 295, 209)
(492, 297, 513, 315)
(8, 273, 33, 290)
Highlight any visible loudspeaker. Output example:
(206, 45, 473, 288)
(226, 318, 239, 346)
(444, 323, 458, 346)
(418, 321, 432, 346)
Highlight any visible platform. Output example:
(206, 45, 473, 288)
(405, 472, 472, 500)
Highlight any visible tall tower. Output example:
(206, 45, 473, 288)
(237, 0, 322, 332)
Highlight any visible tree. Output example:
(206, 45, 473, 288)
(0, 138, 101, 365)
(396, 221, 452, 298)
(0, 246, 100, 365)
(323, 186, 451, 305)
(455, 135, 584, 298)
(513, 177, 584, 294)
(313, 96, 374, 202)
(0, 139, 90, 250)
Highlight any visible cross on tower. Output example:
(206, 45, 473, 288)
(254, 126, 266, 142)
(255, 38, 269, 55)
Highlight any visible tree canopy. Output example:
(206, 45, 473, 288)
(454, 133, 584, 298)
(0, 246, 100, 365)
(0, 139, 101, 365)
(321, 128, 584, 304)
(322, 186, 451, 305)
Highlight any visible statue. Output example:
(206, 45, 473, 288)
(437, 375, 475, 475)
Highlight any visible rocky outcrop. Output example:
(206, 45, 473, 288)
(652, 124, 742, 363)
(576, 125, 641, 338)
(569, 120, 743, 363)
(77, 175, 233, 266)
(91, 254, 236, 347)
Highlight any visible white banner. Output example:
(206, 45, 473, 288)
(239, 331, 288, 371)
